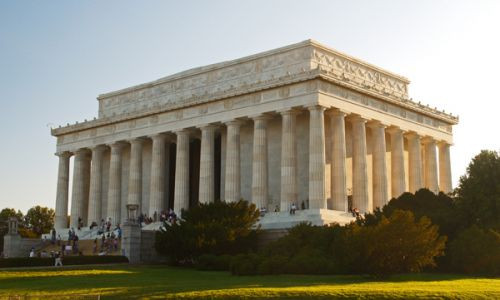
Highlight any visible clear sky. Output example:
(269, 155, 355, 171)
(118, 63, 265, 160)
(1, 1, 499, 212)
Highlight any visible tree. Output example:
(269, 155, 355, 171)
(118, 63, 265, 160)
(155, 200, 260, 264)
(349, 210, 447, 277)
(0, 208, 24, 251)
(24, 206, 55, 236)
(455, 150, 500, 230)
(382, 189, 460, 239)
(449, 225, 500, 275)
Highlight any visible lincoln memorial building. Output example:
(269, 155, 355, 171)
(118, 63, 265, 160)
(51, 40, 458, 230)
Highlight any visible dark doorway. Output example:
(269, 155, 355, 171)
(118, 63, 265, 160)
(167, 143, 176, 210)
(189, 139, 201, 207)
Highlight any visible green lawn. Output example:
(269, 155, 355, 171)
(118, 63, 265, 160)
(0, 264, 498, 299)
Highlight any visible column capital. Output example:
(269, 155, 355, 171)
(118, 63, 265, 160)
(108, 142, 127, 154)
(405, 131, 421, 140)
(326, 108, 349, 117)
(386, 126, 405, 135)
(348, 114, 368, 124)
(90, 144, 107, 153)
(437, 140, 452, 147)
(127, 137, 147, 145)
(197, 123, 219, 131)
(249, 113, 273, 121)
(149, 132, 173, 142)
(174, 128, 193, 137)
(366, 120, 388, 129)
(55, 151, 72, 158)
(73, 148, 91, 157)
(421, 136, 436, 144)
(224, 119, 244, 127)
(305, 104, 327, 112)
(277, 108, 301, 116)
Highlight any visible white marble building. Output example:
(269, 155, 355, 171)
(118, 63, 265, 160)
(51, 40, 457, 230)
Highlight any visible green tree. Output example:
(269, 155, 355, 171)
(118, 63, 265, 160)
(381, 189, 460, 239)
(449, 225, 500, 275)
(0, 208, 24, 251)
(155, 200, 260, 264)
(351, 210, 447, 277)
(24, 206, 55, 236)
(455, 150, 500, 229)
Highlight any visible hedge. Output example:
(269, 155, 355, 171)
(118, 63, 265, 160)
(0, 255, 129, 268)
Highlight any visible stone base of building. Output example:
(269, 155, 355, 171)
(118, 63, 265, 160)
(259, 209, 355, 230)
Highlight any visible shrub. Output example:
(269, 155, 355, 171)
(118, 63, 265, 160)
(0, 256, 128, 268)
(230, 253, 261, 275)
(449, 226, 500, 275)
(352, 210, 447, 277)
(155, 200, 260, 264)
(195, 254, 232, 271)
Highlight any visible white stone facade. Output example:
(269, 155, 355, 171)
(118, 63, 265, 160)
(51, 40, 458, 229)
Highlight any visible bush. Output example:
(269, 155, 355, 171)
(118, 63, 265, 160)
(230, 253, 261, 275)
(449, 226, 500, 275)
(0, 255, 129, 268)
(351, 210, 447, 277)
(155, 200, 260, 264)
(195, 254, 232, 271)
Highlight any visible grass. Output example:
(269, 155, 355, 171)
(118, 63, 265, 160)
(0, 264, 498, 299)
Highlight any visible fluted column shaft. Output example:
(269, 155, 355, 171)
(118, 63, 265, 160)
(71, 149, 91, 228)
(149, 134, 167, 218)
(424, 138, 439, 193)
(389, 127, 406, 198)
(280, 110, 298, 212)
(107, 143, 124, 225)
(330, 110, 348, 211)
(199, 125, 216, 204)
(407, 133, 423, 193)
(370, 122, 389, 209)
(308, 105, 326, 209)
(438, 142, 452, 194)
(87, 146, 105, 225)
(351, 116, 370, 213)
(252, 116, 269, 209)
(225, 121, 241, 202)
(55, 152, 71, 229)
(128, 138, 144, 207)
(174, 130, 190, 214)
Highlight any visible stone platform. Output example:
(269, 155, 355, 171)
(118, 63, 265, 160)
(258, 209, 355, 230)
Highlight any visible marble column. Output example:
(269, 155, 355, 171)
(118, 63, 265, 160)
(252, 115, 269, 209)
(174, 130, 190, 215)
(329, 110, 348, 211)
(199, 125, 216, 204)
(87, 145, 106, 226)
(107, 142, 124, 225)
(280, 110, 298, 212)
(423, 137, 439, 193)
(351, 116, 370, 213)
(388, 127, 406, 198)
(369, 122, 389, 209)
(71, 149, 91, 228)
(308, 105, 326, 210)
(149, 134, 167, 218)
(225, 121, 242, 203)
(55, 151, 71, 229)
(438, 142, 452, 194)
(128, 138, 144, 208)
(407, 132, 423, 193)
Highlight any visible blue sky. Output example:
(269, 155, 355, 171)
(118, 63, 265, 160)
(1, 1, 499, 212)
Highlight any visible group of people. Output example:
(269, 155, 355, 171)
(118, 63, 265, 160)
(138, 209, 178, 226)
(94, 231, 120, 255)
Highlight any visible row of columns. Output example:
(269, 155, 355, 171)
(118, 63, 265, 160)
(54, 105, 453, 229)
